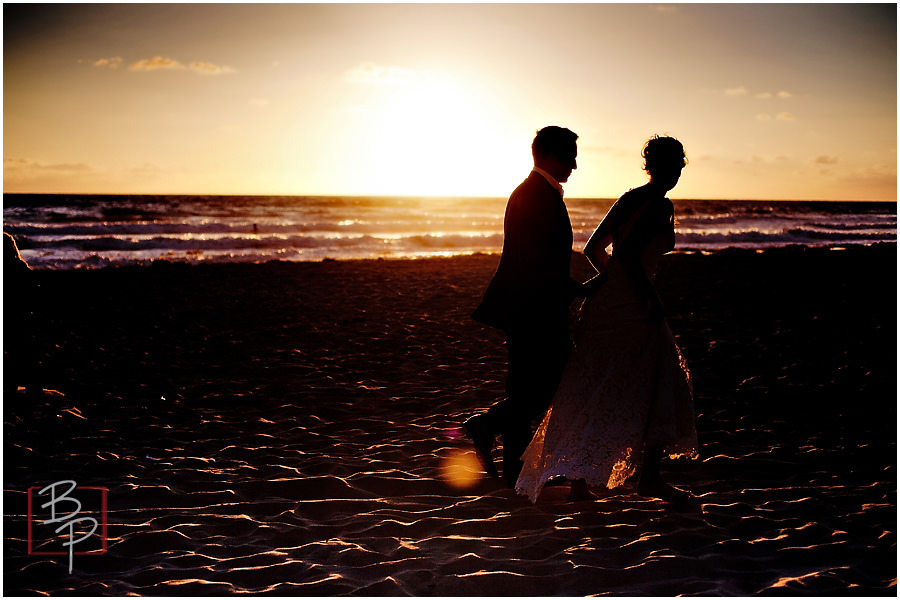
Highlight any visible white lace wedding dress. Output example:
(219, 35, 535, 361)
(516, 211, 699, 503)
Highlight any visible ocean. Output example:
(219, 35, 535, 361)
(3, 194, 896, 270)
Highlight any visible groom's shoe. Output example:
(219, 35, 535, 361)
(463, 414, 498, 479)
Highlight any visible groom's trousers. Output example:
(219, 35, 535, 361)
(483, 322, 572, 486)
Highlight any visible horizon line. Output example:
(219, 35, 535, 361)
(2, 191, 896, 203)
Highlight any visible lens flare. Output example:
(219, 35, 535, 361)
(439, 449, 481, 490)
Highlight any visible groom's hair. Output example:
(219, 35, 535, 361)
(532, 126, 578, 162)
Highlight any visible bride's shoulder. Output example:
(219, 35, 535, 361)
(619, 187, 642, 200)
(615, 186, 650, 215)
(619, 184, 654, 203)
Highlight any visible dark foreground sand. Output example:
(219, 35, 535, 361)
(4, 244, 897, 595)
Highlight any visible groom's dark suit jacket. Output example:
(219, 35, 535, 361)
(473, 171, 581, 332)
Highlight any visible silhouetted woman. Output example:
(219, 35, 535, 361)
(516, 136, 698, 504)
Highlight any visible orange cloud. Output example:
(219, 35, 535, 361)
(4, 158, 92, 174)
(756, 112, 796, 122)
(189, 61, 235, 75)
(3, 158, 96, 192)
(128, 56, 233, 74)
(129, 56, 185, 71)
(93, 57, 123, 69)
(734, 88, 793, 100)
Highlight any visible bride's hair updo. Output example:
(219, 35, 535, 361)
(642, 135, 687, 174)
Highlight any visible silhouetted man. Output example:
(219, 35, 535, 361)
(466, 126, 586, 487)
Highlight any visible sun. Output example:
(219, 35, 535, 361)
(364, 72, 524, 197)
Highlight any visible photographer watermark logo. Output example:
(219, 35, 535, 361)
(27, 481, 107, 573)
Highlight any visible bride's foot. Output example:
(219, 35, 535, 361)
(567, 479, 597, 502)
(637, 479, 692, 504)
(638, 446, 691, 504)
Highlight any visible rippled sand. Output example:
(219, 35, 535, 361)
(4, 246, 896, 595)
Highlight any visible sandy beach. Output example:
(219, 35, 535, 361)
(4, 244, 896, 595)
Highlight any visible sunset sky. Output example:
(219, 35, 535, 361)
(3, 3, 897, 201)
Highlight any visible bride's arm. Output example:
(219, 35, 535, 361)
(575, 209, 615, 297)
(584, 210, 614, 272)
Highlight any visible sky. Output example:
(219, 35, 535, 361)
(3, 3, 897, 201)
